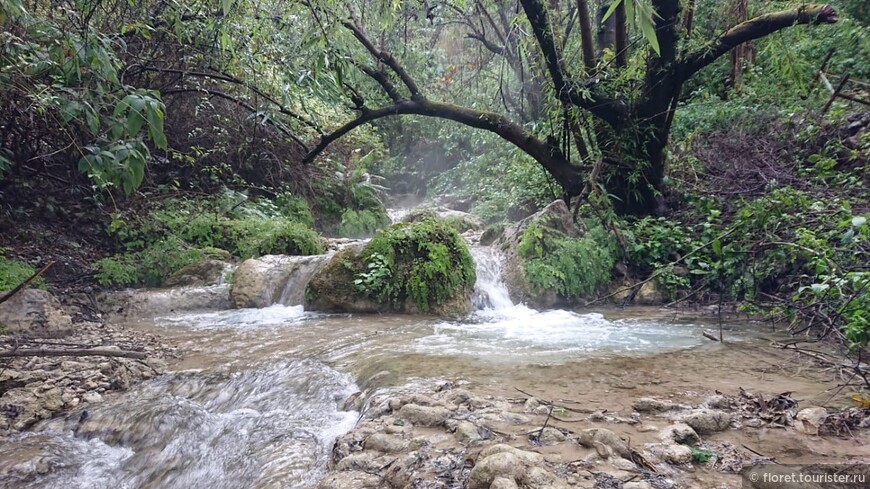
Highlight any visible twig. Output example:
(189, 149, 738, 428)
(702, 331, 720, 342)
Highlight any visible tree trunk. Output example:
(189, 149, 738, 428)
(596, 1, 616, 57)
(601, 121, 669, 215)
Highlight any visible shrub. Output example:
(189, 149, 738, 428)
(518, 223, 618, 299)
(94, 239, 205, 287)
(0, 249, 43, 290)
(354, 218, 476, 312)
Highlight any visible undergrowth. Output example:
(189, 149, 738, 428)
(95, 189, 323, 287)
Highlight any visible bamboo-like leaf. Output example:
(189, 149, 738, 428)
(601, 0, 622, 22)
(640, 14, 660, 55)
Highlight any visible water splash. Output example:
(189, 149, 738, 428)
(470, 246, 514, 311)
(1, 361, 359, 489)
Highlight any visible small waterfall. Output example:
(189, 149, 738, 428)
(277, 255, 333, 306)
(470, 246, 514, 311)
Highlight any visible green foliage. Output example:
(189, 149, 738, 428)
(0, 248, 42, 291)
(94, 239, 204, 288)
(275, 192, 316, 228)
(518, 223, 618, 299)
(353, 218, 476, 312)
(624, 184, 870, 345)
(96, 189, 323, 287)
(429, 132, 557, 223)
(1, 5, 167, 195)
(338, 209, 390, 238)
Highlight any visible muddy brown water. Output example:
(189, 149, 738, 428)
(1, 246, 867, 488)
(1, 304, 867, 489)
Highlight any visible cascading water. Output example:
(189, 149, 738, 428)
(0, 239, 717, 489)
(470, 246, 514, 311)
(0, 358, 358, 489)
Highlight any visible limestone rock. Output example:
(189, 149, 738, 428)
(468, 451, 525, 489)
(680, 409, 732, 434)
(795, 407, 828, 436)
(635, 280, 666, 305)
(364, 433, 407, 453)
(101, 285, 230, 318)
(396, 404, 451, 427)
(0, 289, 73, 338)
(490, 477, 520, 489)
(663, 444, 694, 465)
(232, 254, 330, 308)
(633, 397, 677, 412)
(577, 428, 630, 458)
(453, 420, 483, 443)
(659, 423, 700, 445)
(305, 245, 383, 314)
(317, 471, 380, 489)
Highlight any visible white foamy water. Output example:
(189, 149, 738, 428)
(417, 309, 702, 358)
(156, 304, 315, 329)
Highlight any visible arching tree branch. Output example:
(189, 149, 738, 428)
(683, 4, 838, 77)
(303, 97, 585, 195)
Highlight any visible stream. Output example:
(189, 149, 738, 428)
(0, 247, 856, 488)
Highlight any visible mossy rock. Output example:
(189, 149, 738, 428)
(305, 245, 382, 313)
(306, 219, 475, 316)
(497, 200, 618, 308)
(164, 259, 228, 287)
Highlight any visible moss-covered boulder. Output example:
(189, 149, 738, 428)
(496, 200, 618, 308)
(306, 219, 476, 316)
(164, 259, 228, 287)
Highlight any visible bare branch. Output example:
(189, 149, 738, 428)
(162, 88, 309, 151)
(133, 66, 321, 132)
(342, 20, 421, 96)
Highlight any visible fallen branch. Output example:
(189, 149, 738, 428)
(702, 331, 721, 342)
(0, 347, 147, 360)
(0, 261, 56, 306)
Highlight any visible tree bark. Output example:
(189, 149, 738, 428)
(684, 4, 838, 76)
(615, 2, 627, 67)
(576, 0, 597, 70)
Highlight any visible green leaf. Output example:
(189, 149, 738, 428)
(127, 111, 145, 135)
(640, 14, 660, 55)
(221, 0, 233, 14)
(601, 0, 622, 22)
(712, 239, 722, 256)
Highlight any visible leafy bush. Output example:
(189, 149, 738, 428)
(96, 190, 324, 287)
(518, 223, 618, 299)
(353, 218, 476, 312)
(0, 249, 42, 290)
(94, 239, 204, 287)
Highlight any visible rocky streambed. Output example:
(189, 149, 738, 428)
(323, 380, 870, 489)
(0, 289, 175, 432)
